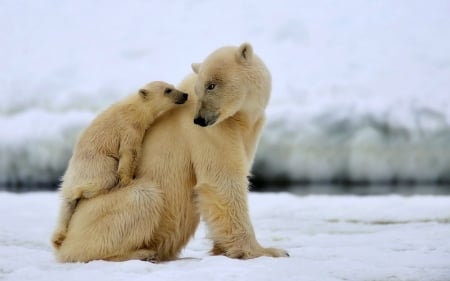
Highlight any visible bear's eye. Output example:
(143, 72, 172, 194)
(164, 88, 172, 94)
(207, 83, 216, 90)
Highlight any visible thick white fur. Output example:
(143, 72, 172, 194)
(54, 43, 288, 262)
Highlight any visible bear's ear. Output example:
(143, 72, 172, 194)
(139, 88, 149, 99)
(191, 63, 201, 74)
(236, 42, 253, 64)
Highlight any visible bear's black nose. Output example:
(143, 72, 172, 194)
(182, 93, 188, 100)
(194, 116, 208, 127)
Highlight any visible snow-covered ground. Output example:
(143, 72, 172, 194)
(1, 0, 450, 186)
(0, 191, 449, 281)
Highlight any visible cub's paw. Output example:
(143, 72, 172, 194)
(75, 186, 102, 199)
(62, 187, 82, 202)
(118, 174, 132, 187)
(80, 189, 100, 199)
(51, 229, 67, 249)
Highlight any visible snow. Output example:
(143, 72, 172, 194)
(1, 0, 450, 185)
(0, 191, 449, 281)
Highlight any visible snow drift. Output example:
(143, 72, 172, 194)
(1, 192, 449, 280)
(1, 0, 450, 187)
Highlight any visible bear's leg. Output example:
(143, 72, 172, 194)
(51, 199, 78, 249)
(195, 182, 289, 259)
(117, 138, 143, 187)
(55, 182, 163, 262)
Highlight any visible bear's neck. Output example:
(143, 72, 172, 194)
(223, 110, 266, 168)
(228, 111, 261, 130)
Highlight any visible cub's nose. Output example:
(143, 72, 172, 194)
(175, 93, 188, 104)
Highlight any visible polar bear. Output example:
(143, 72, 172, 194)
(51, 81, 188, 249)
(54, 43, 289, 262)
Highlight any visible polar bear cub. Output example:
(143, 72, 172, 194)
(51, 81, 188, 249)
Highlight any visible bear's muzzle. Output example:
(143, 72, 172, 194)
(194, 116, 208, 127)
(193, 112, 218, 127)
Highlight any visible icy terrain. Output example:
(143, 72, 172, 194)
(0, 191, 449, 281)
(1, 0, 450, 186)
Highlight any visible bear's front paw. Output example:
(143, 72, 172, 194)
(224, 245, 289, 259)
(51, 230, 67, 249)
(261, 247, 290, 258)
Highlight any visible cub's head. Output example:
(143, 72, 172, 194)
(191, 42, 270, 127)
(138, 81, 188, 106)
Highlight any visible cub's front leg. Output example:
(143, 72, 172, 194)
(195, 177, 289, 259)
(117, 135, 142, 187)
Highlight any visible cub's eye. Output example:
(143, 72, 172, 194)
(207, 83, 216, 90)
(164, 88, 172, 94)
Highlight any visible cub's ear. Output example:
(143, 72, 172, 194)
(236, 42, 253, 64)
(191, 63, 201, 74)
(139, 88, 149, 99)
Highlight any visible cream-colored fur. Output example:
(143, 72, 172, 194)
(54, 43, 288, 262)
(51, 81, 188, 250)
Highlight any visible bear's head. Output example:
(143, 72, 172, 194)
(139, 81, 189, 106)
(191, 43, 271, 127)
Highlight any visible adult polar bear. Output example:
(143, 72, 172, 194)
(55, 43, 289, 262)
